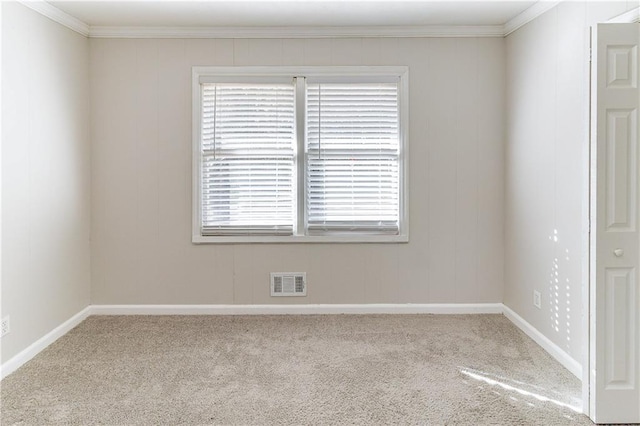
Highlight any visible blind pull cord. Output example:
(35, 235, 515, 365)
(213, 85, 217, 160)
(318, 84, 321, 160)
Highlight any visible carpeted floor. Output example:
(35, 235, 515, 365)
(0, 314, 591, 425)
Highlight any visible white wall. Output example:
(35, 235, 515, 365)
(1, 2, 91, 362)
(504, 1, 637, 364)
(90, 37, 505, 305)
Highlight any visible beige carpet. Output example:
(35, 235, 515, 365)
(1, 314, 591, 425)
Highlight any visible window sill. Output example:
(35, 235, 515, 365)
(192, 234, 409, 244)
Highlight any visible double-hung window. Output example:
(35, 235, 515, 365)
(192, 67, 408, 243)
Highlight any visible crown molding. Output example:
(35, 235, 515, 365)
(17, 0, 577, 40)
(18, 0, 89, 37)
(606, 7, 640, 24)
(503, 1, 561, 36)
(88, 25, 505, 39)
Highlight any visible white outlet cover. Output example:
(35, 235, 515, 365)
(1, 316, 10, 337)
(533, 291, 541, 309)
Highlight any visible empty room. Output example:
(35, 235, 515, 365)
(1, 0, 639, 424)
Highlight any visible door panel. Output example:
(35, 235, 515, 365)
(591, 23, 640, 424)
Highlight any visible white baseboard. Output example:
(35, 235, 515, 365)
(502, 304, 582, 379)
(90, 303, 504, 316)
(0, 306, 91, 380)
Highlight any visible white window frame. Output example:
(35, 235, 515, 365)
(192, 66, 409, 244)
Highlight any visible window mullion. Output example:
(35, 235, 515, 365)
(294, 76, 306, 236)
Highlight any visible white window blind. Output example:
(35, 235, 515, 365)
(200, 83, 295, 236)
(305, 82, 400, 234)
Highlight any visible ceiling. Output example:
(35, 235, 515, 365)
(48, 1, 538, 28)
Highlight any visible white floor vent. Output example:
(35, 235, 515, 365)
(271, 273, 306, 297)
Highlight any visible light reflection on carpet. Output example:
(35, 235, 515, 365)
(459, 367, 582, 414)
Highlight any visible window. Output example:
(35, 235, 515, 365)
(199, 81, 295, 236)
(192, 67, 408, 243)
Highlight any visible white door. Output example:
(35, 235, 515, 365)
(590, 23, 640, 424)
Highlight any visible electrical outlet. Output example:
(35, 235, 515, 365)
(1, 316, 10, 337)
(533, 291, 541, 309)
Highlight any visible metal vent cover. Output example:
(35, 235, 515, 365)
(271, 272, 306, 296)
